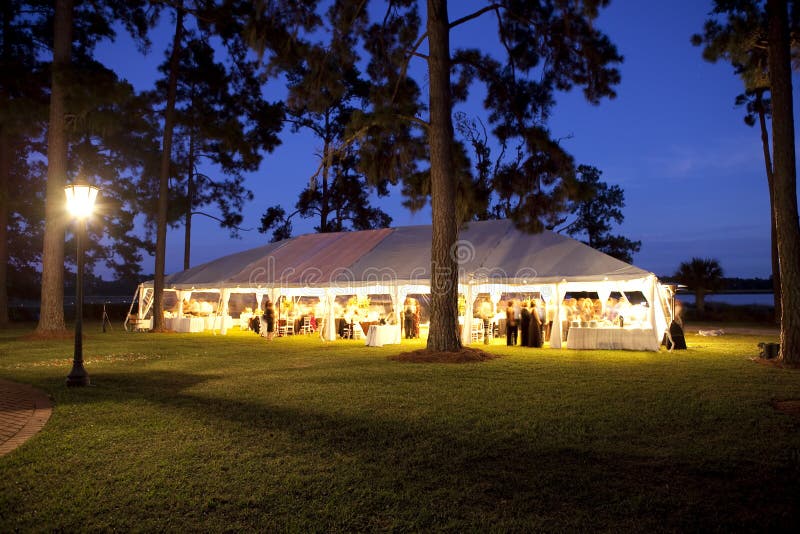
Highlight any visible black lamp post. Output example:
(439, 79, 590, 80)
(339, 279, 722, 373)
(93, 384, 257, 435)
(65, 183, 99, 387)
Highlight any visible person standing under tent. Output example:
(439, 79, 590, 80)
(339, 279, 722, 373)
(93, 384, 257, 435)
(506, 300, 518, 346)
(404, 305, 414, 339)
(412, 302, 420, 338)
(519, 301, 530, 347)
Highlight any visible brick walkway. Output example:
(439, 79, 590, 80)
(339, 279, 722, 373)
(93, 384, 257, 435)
(0, 378, 52, 457)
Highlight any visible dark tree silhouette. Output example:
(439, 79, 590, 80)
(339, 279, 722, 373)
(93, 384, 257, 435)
(152, 4, 184, 332)
(675, 258, 724, 315)
(158, 35, 283, 269)
(259, 11, 392, 240)
(565, 165, 641, 263)
(0, 0, 48, 326)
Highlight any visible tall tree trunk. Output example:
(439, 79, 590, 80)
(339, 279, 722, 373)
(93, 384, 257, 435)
(0, 129, 9, 326)
(755, 93, 781, 325)
(321, 129, 330, 232)
(767, 0, 800, 365)
(695, 289, 705, 315)
(153, 6, 184, 331)
(36, 0, 73, 334)
(184, 135, 195, 271)
(426, 0, 460, 352)
(0, 3, 12, 327)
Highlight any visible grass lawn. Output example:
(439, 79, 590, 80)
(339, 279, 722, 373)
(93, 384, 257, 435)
(0, 323, 799, 531)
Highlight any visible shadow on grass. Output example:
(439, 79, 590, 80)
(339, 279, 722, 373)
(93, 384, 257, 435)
(55, 367, 800, 531)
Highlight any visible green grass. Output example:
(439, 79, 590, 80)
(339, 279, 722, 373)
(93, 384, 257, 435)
(0, 323, 798, 531)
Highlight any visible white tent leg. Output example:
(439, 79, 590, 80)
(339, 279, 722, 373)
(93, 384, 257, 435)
(460, 284, 474, 346)
(219, 289, 231, 335)
(177, 291, 186, 317)
(551, 282, 566, 349)
(324, 289, 337, 341)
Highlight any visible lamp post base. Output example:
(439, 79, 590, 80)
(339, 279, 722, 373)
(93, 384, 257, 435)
(66, 364, 90, 387)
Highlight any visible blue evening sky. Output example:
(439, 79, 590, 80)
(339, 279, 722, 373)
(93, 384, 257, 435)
(95, 0, 799, 279)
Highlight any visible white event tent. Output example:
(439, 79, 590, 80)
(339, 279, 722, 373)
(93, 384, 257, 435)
(131, 219, 672, 349)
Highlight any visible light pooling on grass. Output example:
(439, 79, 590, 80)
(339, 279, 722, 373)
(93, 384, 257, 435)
(0, 325, 798, 531)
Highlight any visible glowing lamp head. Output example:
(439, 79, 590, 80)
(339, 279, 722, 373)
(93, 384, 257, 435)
(64, 184, 99, 219)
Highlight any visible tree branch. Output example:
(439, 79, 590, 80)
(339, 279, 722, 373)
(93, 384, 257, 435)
(448, 4, 501, 30)
(190, 211, 253, 231)
(392, 29, 430, 103)
(397, 114, 430, 130)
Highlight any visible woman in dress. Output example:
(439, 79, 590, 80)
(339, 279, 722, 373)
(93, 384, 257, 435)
(519, 301, 530, 347)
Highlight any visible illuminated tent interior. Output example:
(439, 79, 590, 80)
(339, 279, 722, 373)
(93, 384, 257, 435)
(130, 219, 673, 349)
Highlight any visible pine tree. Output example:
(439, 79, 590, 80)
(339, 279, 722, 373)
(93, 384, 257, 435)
(691, 0, 800, 324)
(360, 1, 622, 351)
(766, 0, 800, 365)
(259, 8, 392, 239)
(35, 0, 153, 333)
(565, 165, 641, 263)
(157, 34, 283, 269)
(0, 0, 49, 326)
(246, 1, 621, 351)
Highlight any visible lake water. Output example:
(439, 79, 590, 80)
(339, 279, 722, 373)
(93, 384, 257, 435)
(675, 293, 775, 307)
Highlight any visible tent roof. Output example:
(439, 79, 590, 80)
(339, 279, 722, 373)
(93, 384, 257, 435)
(159, 219, 651, 290)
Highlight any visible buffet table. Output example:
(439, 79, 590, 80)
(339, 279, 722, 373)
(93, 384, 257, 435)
(566, 327, 659, 351)
(365, 324, 401, 347)
(164, 315, 233, 333)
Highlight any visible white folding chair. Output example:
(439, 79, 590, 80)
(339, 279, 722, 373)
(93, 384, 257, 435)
(470, 319, 483, 342)
(352, 322, 364, 340)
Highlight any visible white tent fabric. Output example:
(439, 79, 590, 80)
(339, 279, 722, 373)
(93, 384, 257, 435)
(138, 219, 668, 348)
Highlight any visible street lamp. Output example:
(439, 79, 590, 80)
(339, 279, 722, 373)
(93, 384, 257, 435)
(64, 183, 99, 387)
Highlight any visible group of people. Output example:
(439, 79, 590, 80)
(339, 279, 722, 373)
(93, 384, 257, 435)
(258, 305, 320, 340)
(505, 299, 545, 348)
(246, 300, 276, 340)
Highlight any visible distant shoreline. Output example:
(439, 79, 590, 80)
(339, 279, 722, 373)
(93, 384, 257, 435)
(676, 290, 773, 295)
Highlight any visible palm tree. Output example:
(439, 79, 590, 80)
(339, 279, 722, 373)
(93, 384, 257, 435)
(675, 258, 724, 315)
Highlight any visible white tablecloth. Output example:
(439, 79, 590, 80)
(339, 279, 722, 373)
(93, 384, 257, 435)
(365, 325, 401, 347)
(204, 314, 233, 331)
(239, 312, 253, 330)
(127, 318, 151, 331)
(167, 317, 206, 333)
(566, 327, 659, 351)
